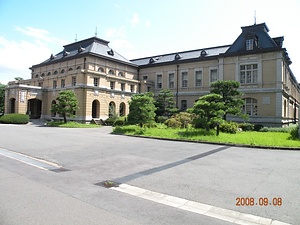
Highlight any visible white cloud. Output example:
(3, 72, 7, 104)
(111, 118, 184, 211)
(14, 26, 67, 45)
(0, 26, 67, 84)
(131, 13, 140, 26)
(105, 27, 126, 39)
(0, 36, 52, 83)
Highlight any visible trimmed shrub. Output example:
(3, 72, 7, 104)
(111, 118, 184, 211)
(289, 126, 299, 140)
(238, 123, 254, 131)
(113, 117, 127, 127)
(164, 118, 181, 128)
(0, 114, 29, 124)
(219, 121, 238, 134)
(261, 126, 296, 133)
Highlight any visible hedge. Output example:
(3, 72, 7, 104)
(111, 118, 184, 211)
(0, 114, 29, 124)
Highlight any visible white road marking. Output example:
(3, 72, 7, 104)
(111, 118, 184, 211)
(111, 184, 291, 225)
(0, 147, 61, 171)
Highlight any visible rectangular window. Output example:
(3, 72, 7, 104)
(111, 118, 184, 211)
(169, 73, 175, 89)
(94, 78, 99, 87)
(38, 82, 43, 87)
(61, 79, 65, 88)
(53, 80, 57, 89)
(143, 76, 148, 80)
(210, 69, 218, 83)
(240, 64, 258, 84)
(121, 83, 125, 91)
(181, 71, 188, 88)
(72, 77, 76, 86)
(246, 39, 253, 50)
(110, 81, 115, 89)
(195, 70, 203, 87)
(130, 85, 134, 93)
(157, 74, 162, 89)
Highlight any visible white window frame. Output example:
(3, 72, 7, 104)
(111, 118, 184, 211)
(243, 98, 258, 116)
(168, 71, 175, 89)
(181, 70, 188, 88)
(210, 68, 218, 83)
(194, 69, 203, 87)
(156, 73, 162, 89)
(240, 64, 258, 84)
(94, 78, 99, 87)
(246, 39, 254, 50)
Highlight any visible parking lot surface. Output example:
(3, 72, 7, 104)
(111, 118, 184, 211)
(0, 123, 299, 224)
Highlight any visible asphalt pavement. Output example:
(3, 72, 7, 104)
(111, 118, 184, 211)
(0, 122, 299, 224)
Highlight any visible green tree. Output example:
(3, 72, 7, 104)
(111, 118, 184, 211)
(189, 94, 225, 131)
(51, 90, 79, 123)
(210, 80, 245, 120)
(127, 92, 156, 127)
(155, 89, 177, 117)
(0, 83, 6, 115)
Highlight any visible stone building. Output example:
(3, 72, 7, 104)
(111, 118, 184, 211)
(5, 22, 300, 126)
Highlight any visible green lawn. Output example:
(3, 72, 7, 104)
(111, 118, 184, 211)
(113, 125, 300, 148)
(47, 121, 101, 128)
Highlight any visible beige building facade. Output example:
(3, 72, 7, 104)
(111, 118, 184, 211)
(5, 23, 300, 126)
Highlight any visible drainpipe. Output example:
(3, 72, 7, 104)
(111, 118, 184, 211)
(176, 64, 179, 108)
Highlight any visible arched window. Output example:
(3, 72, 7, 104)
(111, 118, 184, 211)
(118, 72, 124, 77)
(60, 69, 65, 74)
(108, 69, 115, 75)
(68, 68, 73, 71)
(47, 72, 51, 76)
(92, 100, 100, 118)
(109, 101, 116, 117)
(76, 66, 81, 70)
(242, 98, 257, 116)
(98, 67, 104, 72)
(54, 71, 58, 75)
(181, 100, 187, 111)
(119, 102, 125, 116)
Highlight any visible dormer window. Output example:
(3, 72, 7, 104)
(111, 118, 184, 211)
(246, 39, 253, 50)
(149, 58, 155, 64)
(107, 49, 114, 56)
(63, 49, 70, 57)
(200, 50, 207, 57)
(175, 54, 181, 60)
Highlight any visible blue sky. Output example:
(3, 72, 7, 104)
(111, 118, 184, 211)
(0, 0, 299, 84)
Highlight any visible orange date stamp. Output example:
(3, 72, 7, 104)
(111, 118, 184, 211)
(236, 197, 282, 206)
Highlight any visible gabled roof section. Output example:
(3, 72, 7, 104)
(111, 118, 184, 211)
(131, 45, 230, 67)
(226, 23, 282, 54)
(34, 37, 136, 67)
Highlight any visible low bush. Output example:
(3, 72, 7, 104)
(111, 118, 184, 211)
(238, 123, 254, 131)
(165, 118, 181, 128)
(113, 116, 127, 127)
(289, 126, 299, 140)
(0, 114, 29, 124)
(219, 121, 238, 134)
(254, 124, 264, 131)
(260, 126, 295, 133)
(165, 112, 195, 129)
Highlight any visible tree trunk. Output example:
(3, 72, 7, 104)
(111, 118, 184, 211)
(63, 113, 67, 123)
